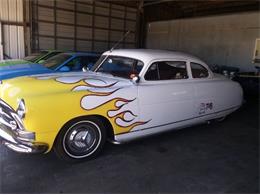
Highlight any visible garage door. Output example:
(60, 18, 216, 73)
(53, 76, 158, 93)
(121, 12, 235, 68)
(31, 0, 138, 53)
(0, 0, 25, 59)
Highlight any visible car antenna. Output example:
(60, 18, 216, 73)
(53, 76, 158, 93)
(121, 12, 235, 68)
(110, 30, 131, 52)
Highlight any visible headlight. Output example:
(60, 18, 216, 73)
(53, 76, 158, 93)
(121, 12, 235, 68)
(17, 99, 26, 119)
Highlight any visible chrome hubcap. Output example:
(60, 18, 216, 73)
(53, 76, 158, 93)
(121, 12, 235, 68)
(63, 121, 101, 158)
(69, 128, 96, 150)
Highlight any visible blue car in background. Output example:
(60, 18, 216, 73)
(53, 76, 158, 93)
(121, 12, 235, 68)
(0, 52, 100, 80)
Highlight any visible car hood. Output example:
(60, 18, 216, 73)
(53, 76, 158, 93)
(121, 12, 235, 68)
(0, 63, 51, 80)
(0, 59, 32, 67)
(0, 71, 133, 105)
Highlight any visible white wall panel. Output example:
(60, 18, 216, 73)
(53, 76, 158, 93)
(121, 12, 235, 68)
(146, 12, 260, 71)
(0, 0, 25, 59)
(3, 25, 10, 57)
(10, 25, 19, 58)
(17, 26, 25, 57)
(0, 0, 9, 21)
(0, 0, 23, 22)
(0, 23, 3, 60)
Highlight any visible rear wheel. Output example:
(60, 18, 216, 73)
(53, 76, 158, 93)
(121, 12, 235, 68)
(54, 117, 106, 162)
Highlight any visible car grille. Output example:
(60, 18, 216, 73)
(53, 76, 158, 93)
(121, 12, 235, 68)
(0, 99, 19, 131)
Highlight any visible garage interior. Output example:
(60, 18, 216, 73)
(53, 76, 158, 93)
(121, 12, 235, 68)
(0, 0, 259, 193)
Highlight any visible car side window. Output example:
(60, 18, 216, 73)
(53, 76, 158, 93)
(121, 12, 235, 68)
(190, 62, 209, 78)
(66, 57, 82, 71)
(80, 56, 99, 69)
(41, 52, 61, 61)
(145, 61, 188, 81)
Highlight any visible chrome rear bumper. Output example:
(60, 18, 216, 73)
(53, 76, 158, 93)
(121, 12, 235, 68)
(0, 99, 48, 154)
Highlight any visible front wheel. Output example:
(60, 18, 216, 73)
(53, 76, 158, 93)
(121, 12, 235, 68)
(54, 117, 107, 162)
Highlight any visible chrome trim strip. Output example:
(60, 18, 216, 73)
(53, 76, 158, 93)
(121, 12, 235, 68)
(0, 117, 16, 130)
(0, 128, 17, 143)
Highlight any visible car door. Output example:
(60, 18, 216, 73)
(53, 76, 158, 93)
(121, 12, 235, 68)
(137, 60, 196, 130)
(190, 61, 236, 118)
(189, 62, 215, 117)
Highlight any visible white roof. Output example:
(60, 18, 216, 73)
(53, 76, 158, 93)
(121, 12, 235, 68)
(103, 49, 206, 65)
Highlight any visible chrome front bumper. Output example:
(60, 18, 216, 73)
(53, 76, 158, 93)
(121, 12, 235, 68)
(0, 99, 48, 154)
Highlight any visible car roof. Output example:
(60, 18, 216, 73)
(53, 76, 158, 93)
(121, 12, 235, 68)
(64, 52, 100, 56)
(103, 49, 206, 65)
(41, 49, 62, 53)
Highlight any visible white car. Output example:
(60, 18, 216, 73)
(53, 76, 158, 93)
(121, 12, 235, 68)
(0, 49, 243, 161)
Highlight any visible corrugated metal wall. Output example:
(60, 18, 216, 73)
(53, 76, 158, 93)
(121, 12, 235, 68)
(0, 0, 25, 59)
(32, 0, 138, 53)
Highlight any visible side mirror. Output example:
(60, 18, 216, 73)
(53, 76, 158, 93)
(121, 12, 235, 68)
(59, 66, 70, 72)
(82, 66, 89, 72)
(131, 75, 140, 84)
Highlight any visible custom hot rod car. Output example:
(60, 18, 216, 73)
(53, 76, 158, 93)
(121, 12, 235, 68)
(0, 49, 243, 161)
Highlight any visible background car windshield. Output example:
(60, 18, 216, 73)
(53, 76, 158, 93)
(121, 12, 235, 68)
(23, 51, 48, 62)
(91, 55, 107, 71)
(94, 56, 144, 79)
(42, 53, 72, 70)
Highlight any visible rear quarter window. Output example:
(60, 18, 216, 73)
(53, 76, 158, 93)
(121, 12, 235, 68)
(190, 62, 209, 78)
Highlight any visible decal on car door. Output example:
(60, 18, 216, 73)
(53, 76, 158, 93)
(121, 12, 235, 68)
(199, 102, 213, 115)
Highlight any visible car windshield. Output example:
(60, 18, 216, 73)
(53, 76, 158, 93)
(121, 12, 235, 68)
(92, 55, 144, 79)
(23, 51, 48, 62)
(42, 53, 72, 70)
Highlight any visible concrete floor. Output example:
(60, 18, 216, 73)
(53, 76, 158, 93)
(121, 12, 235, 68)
(0, 97, 259, 193)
